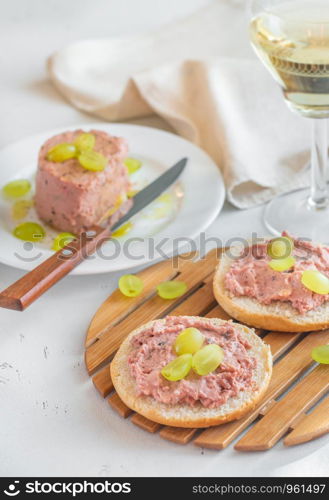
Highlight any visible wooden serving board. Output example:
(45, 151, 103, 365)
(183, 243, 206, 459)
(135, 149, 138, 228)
(84, 249, 329, 451)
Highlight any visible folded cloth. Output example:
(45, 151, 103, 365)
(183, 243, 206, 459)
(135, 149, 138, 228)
(48, 0, 310, 209)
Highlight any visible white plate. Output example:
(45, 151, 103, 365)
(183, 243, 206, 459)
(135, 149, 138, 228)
(0, 123, 225, 275)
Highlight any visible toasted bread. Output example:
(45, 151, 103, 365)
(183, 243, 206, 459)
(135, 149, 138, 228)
(111, 317, 272, 428)
(213, 250, 329, 333)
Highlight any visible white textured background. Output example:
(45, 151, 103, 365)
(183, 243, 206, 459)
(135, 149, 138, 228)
(0, 0, 328, 477)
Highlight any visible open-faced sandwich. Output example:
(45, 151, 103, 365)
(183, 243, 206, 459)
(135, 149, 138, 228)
(35, 129, 130, 233)
(214, 234, 329, 332)
(111, 315, 272, 428)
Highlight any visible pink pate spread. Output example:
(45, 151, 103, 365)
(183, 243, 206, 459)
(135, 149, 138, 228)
(35, 129, 130, 233)
(128, 316, 257, 408)
(225, 234, 329, 314)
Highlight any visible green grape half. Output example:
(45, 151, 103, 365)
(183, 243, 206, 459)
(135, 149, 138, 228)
(78, 150, 107, 171)
(3, 179, 31, 199)
(118, 274, 144, 297)
(12, 200, 34, 220)
(112, 222, 133, 238)
(124, 157, 142, 175)
(74, 133, 95, 151)
(301, 270, 329, 295)
(311, 345, 329, 364)
(192, 344, 224, 376)
(174, 328, 204, 355)
(268, 256, 296, 272)
(13, 222, 45, 242)
(52, 232, 76, 252)
(161, 354, 192, 381)
(267, 236, 294, 259)
(127, 189, 138, 199)
(46, 143, 77, 162)
(157, 281, 187, 300)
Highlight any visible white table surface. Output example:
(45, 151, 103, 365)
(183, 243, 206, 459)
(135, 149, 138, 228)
(1, 0, 328, 478)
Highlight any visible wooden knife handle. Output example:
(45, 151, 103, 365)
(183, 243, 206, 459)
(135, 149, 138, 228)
(0, 225, 111, 311)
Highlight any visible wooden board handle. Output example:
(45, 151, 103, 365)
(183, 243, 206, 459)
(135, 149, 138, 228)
(0, 225, 111, 311)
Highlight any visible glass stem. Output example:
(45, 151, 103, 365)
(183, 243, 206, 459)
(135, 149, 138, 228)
(308, 119, 329, 210)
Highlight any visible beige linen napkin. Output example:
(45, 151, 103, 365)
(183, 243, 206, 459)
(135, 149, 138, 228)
(48, 0, 310, 209)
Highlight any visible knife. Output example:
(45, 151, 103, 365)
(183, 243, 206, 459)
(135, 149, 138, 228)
(0, 158, 187, 311)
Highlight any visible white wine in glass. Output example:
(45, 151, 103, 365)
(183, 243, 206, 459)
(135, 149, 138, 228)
(249, 0, 329, 240)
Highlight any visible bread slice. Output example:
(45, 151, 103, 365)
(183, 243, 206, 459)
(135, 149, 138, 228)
(111, 317, 272, 428)
(214, 250, 329, 333)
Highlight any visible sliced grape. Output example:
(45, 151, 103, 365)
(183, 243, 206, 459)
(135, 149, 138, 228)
(3, 179, 31, 199)
(112, 222, 133, 238)
(46, 143, 77, 162)
(157, 281, 187, 300)
(127, 190, 138, 198)
(268, 256, 296, 272)
(174, 327, 204, 355)
(301, 270, 329, 295)
(192, 344, 224, 376)
(161, 354, 192, 381)
(52, 232, 76, 252)
(267, 236, 294, 259)
(78, 150, 107, 171)
(124, 157, 142, 175)
(74, 133, 95, 151)
(311, 345, 329, 364)
(118, 274, 144, 297)
(11, 199, 34, 220)
(13, 222, 45, 242)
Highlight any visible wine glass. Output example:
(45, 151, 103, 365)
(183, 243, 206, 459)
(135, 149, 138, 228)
(249, 0, 329, 240)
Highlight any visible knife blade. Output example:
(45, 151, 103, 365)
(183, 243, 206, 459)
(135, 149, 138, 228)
(0, 158, 187, 311)
(111, 157, 187, 231)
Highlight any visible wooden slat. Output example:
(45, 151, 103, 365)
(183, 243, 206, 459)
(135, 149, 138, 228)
(263, 331, 304, 360)
(108, 393, 133, 418)
(86, 259, 178, 347)
(258, 398, 277, 417)
(86, 247, 329, 450)
(205, 304, 231, 320)
(92, 364, 113, 398)
(194, 329, 329, 450)
(160, 426, 198, 444)
(284, 395, 329, 447)
(86, 252, 200, 347)
(131, 414, 162, 433)
(87, 295, 180, 374)
(204, 271, 217, 284)
(85, 251, 219, 374)
(235, 365, 329, 451)
(168, 281, 217, 317)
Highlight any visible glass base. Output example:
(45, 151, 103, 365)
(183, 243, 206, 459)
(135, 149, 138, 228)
(264, 187, 329, 243)
(285, 97, 329, 119)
